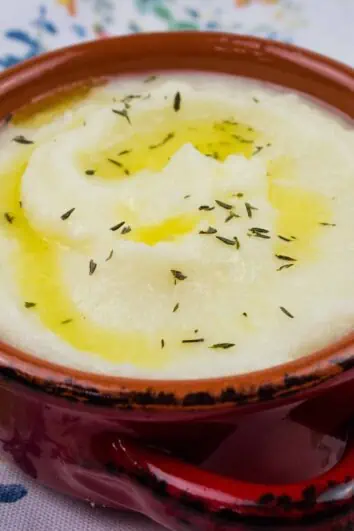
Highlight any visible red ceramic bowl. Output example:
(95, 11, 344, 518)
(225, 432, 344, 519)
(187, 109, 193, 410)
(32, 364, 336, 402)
(0, 33, 353, 531)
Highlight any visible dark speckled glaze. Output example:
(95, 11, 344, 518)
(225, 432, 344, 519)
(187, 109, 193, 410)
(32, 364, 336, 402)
(0, 33, 353, 530)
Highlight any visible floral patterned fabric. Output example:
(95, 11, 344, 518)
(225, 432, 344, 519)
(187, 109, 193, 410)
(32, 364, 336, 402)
(0, 0, 353, 529)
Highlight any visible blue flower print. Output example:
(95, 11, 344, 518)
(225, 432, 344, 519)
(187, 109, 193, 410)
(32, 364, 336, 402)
(0, 484, 27, 503)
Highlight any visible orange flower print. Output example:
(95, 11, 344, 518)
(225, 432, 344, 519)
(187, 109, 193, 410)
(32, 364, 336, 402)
(57, 0, 77, 16)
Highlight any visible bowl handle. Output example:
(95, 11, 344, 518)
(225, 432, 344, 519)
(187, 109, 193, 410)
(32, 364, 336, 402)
(101, 433, 354, 525)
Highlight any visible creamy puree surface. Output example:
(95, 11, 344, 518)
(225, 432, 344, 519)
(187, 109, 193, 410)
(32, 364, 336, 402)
(0, 73, 353, 379)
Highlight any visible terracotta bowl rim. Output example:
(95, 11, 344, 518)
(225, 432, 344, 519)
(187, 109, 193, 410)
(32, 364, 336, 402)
(0, 32, 353, 409)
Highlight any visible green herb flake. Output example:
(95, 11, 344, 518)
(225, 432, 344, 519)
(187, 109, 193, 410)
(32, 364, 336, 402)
(85, 169, 96, 176)
(250, 227, 269, 234)
(248, 227, 270, 239)
(216, 235, 238, 246)
(173, 303, 180, 313)
(222, 119, 238, 126)
(252, 97, 260, 104)
(118, 149, 131, 156)
(275, 254, 297, 262)
(277, 263, 295, 272)
(107, 158, 123, 168)
(4, 212, 14, 224)
(161, 338, 165, 349)
(199, 226, 217, 235)
(253, 146, 264, 156)
(232, 135, 253, 144)
(61, 318, 73, 325)
(198, 205, 215, 211)
(280, 306, 294, 319)
(210, 343, 235, 349)
(245, 202, 258, 218)
(112, 108, 131, 125)
(24, 301, 36, 308)
(242, 312, 248, 317)
(173, 91, 181, 112)
(278, 235, 292, 242)
(121, 225, 132, 235)
(60, 207, 75, 220)
(184, 195, 191, 199)
(89, 259, 97, 276)
(149, 132, 175, 149)
(225, 212, 240, 223)
(13, 135, 34, 145)
(182, 338, 204, 344)
(171, 269, 187, 282)
(105, 249, 114, 262)
(233, 236, 240, 249)
(319, 222, 336, 227)
(215, 199, 233, 210)
(110, 221, 125, 232)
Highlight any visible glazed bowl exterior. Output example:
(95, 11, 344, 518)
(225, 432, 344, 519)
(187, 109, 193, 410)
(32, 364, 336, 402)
(0, 32, 353, 530)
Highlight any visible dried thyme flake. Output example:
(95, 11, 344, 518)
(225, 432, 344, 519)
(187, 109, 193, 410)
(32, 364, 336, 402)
(4, 212, 14, 224)
(173, 91, 181, 112)
(182, 338, 204, 344)
(149, 132, 175, 149)
(277, 263, 294, 272)
(24, 301, 36, 308)
(171, 269, 187, 282)
(319, 222, 336, 227)
(105, 249, 114, 262)
(232, 135, 253, 144)
(61, 318, 73, 325)
(278, 235, 292, 242)
(248, 230, 270, 240)
(253, 146, 264, 156)
(112, 108, 131, 124)
(173, 303, 180, 313)
(110, 221, 125, 232)
(198, 205, 215, 211)
(252, 97, 260, 103)
(85, 169, 96, 176)
(89, 259, 97, 276)
(121, 225, 132, 235)
(210, 343, 235, 349)
(60, 207, 75, 220)
(12, 135, 34, 145)
(225, 212, 240, 223)
(117, 149, 131, 156)
(242, 312, 248, 317)
(216, 235, 238, 246)
(249, 227, 269, 234)
(107, 158, 123, 168)
(222, 119, 238, 126)
(121, 94, 141, 104)
(275, 254, 297, 262)
(280, 306, 294, 319)
(245, 202, 258, 218)
(161, 338, 165, 349)
(215, 199, 233, 210)
(199, 226, 217, 235)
